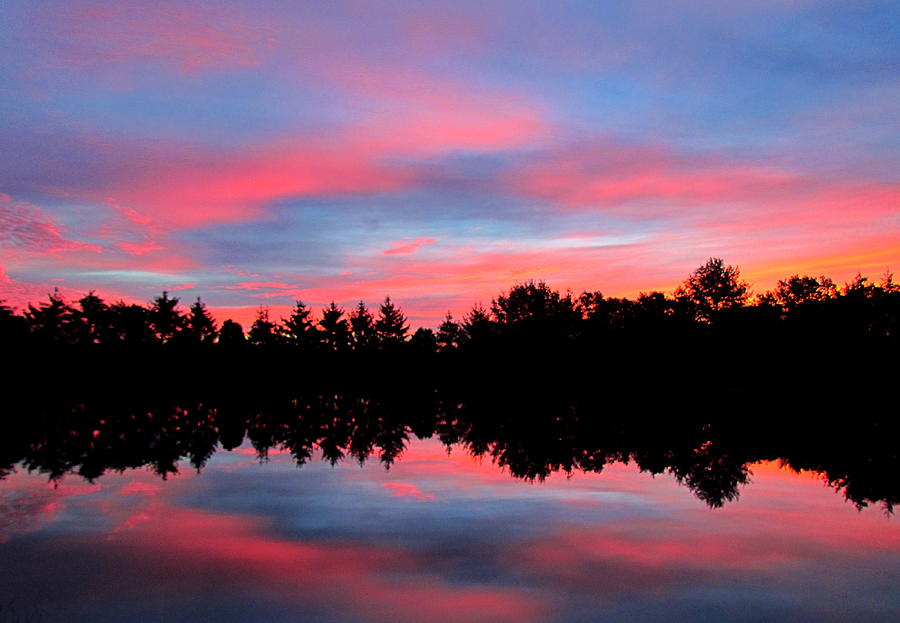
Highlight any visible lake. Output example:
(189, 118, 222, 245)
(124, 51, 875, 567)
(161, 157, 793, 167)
(1, 427, 897, 623)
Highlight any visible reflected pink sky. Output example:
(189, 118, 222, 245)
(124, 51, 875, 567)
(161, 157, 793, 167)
(1, 438, 897, 622)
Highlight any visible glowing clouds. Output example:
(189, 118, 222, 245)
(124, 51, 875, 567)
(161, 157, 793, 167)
(384, 238, 437, 256)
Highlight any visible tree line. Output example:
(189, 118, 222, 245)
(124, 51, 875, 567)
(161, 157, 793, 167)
(3, 359, 896, 511)
(3, 257, 899, 350)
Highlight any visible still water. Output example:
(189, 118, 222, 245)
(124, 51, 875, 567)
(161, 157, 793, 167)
(1, 436, 897, 623)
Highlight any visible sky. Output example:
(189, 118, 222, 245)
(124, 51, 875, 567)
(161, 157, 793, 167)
(2, 0, 899, 326)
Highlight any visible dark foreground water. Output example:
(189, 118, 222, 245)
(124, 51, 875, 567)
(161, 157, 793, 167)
(1, 435, 898, 623)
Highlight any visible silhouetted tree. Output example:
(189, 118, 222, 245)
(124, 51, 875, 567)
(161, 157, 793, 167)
(25, 289, 73, 343)
(578, 291, 636, 334)
(109, 301, 156, 344)
(843, 273, 878, 298)
(410, 327, 438, 354)
(0, 299, 27, 344)
(248, 307, 280, 346)
(436, 312, 462, 351)
(184, 298, 218, 344)
(349, 301, 377, 350)
(218, 319, 245, 345)
(375, 297, 408, 345)
(282, 299, 318, 350)
(492, 281, 576, 325)
(459, 304, 495, 346)
(319, 302, 351, 351)
(773, 275, 837, 308)
(676, 258, 748, 322)
(630, 291, 694, 337)
(150, 291, 185, 343)
(74, 291, 111, 343)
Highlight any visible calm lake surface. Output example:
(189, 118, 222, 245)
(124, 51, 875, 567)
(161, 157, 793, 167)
(1, 436, 897, 623)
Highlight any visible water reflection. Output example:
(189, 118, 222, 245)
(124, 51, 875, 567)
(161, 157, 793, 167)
(2, 373, 897, 511)
(1, 439, 898, 623)
(2, 370, 898, 621)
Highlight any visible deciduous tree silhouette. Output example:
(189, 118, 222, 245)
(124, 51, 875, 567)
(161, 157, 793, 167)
(218, 319, 245, 345)
(0, 299, 27, 344)
(109, 301, 155, 344)
(676, 257, 748, 322)
(410, 327, 438, 353)
(773, 275, 837, 308)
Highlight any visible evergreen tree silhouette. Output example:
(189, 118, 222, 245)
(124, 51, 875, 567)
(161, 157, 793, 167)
(436, 312, 461, 351)
(150, 291, 185, 343)
(248, 307, 280, 346)
(460, 304, 494, 346)
(282, 299, 319, 350)
(185, 298, 218, 344)
(319, 301, 351, 351)
(75, 291, 111, 344)
(25, 289, 73, 343)
(375, 297, 408, 345)
(349, 300, 377, 350)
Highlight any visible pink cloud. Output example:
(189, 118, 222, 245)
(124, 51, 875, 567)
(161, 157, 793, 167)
(105, 507, 545, 623)
(0, 473, 101, 543)
(109, 201, 153, 226)
(0, 199, 102, 255)
(88, 136, 418, 229)
(384, 238, 437, 256)
(382, 482, 436, 501)
(41, 2, 275, 75)
(117, 241, 164, 255)
(119, 482, 164, 496)
(220, 281, 295, 291)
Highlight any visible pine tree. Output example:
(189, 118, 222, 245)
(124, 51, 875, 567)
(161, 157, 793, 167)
(248, 307, 280, 346)
(150, 291, 185, 343)
(186, 298, 218, 344)
(349, 301, 376, 350)
(25, 289, 74, 343)
(75, 291, 111, 344)
(319, 302, 351, 351)
(375, 297, 408, 345)
(460, 304, 494, 346)
(436, 312, 461, 350)
(282, 299, 318, 349)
